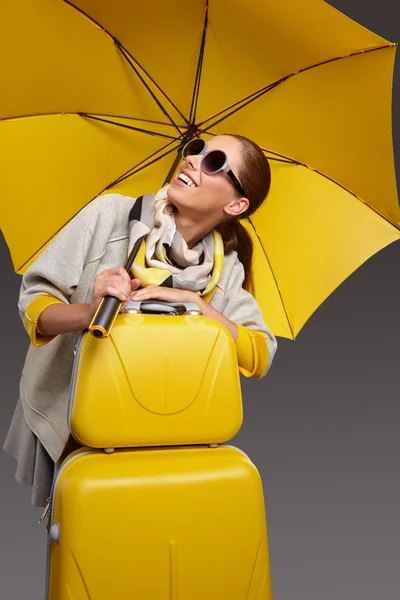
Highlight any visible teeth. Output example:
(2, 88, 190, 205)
(178, 173, 196, 188)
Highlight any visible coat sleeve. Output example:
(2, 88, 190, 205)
(17, 195, 117, 346)
(221, 256, 278, 378)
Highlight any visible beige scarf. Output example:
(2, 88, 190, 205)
(127, 185, 224, 296)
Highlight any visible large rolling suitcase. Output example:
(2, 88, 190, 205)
(46, 302, 272, 599)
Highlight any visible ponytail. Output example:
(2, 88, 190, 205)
(216, 219, 255, 295)
(216, 134, 271, 297)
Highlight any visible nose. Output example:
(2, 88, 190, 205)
(185, 153, 201, 171)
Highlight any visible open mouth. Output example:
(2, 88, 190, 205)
(177, 172, 197, 188)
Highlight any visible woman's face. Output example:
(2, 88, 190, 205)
(167, 135, 249, 222)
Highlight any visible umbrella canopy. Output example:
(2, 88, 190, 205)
(1, 0, 399, 339)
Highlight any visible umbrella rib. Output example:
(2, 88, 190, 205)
(261, 146, 399, 230)
(17, 141, 182, 273)
(206, 131, 299, 164)
(0, 112, 180, 127)
(247, 217, 295, 340)
(199, 79, 288, 132)
(103, 141, 182, 190)
(61, 0, 187, 128)
(303, 166, 400, 231)
(188, 0, 209, 125)
(78, 113, 178, 127)
(114, 48, 187, 126)
(258, 147, 300, 162)
(258, 145, 399, 229)
(79, 113, 178, 140)
(115, 43, 183, 135)
(263, 156, 297, 164)
(198, 43, 395, 131)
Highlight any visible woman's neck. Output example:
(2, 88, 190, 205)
(173, 209, 215, 249)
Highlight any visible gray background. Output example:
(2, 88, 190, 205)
(1, 1, 399, 598)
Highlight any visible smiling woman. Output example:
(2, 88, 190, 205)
(170, 134, 271, 293)
(4, 133, 278, 508)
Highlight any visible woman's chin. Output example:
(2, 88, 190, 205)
(167, 184, 184, 206)
(167, 183, 200, 211)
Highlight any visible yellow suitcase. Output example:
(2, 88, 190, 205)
(68, 305, 243, 449)
(46, 445, 271, 599)
(47, 303, 272, 599)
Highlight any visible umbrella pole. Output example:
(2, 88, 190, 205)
(88, 130, 195, 339)
(163, 126, 197, 184)
(88, 236, 145, 338)
(163, 151, 182, 185)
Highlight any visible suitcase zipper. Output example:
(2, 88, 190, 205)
(39, 497, 51, 523)
(44, 448, 97, 599)
(39, 497, 52, 530)
(40, 447, 94, 532)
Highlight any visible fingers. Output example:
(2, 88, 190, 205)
(133, 286, 178, 302)
(131, 286, 194, 305)
(119, 298, 130, 313)
(100, 266, 131, 283)
(93, 268, 135, 302)
(131, 286, 159, 301)
(130, 278, 141, 292)
(97, 281, 130, 301)
(104, 286, 128, 303)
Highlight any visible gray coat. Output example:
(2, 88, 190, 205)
(14, 193, 277, 464)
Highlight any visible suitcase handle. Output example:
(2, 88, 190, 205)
(122, 299, 202, 316)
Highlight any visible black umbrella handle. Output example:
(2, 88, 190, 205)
(88, 295, 122, 338)
(88, 236, 145, 339)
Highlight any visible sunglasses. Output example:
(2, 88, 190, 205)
(181, 137, 246, 197)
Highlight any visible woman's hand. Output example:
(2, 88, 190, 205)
(131, 285, 198, 306)
(89, 267, 141, 319)
(37, 269, 141, 337)
(133, 285, 238, 341)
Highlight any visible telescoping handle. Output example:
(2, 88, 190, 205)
(88, 236, 145, 339)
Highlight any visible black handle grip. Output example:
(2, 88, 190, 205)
(87, 234, 146, 339)
(88, 295, 122, 338)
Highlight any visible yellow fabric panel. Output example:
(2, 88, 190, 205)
(236, 325, 268, 380)
(24, 296, 64, 347)
(1, 116, 180, 274)
(243, 161, 400, 339)
(70, 0, 206, 119)
(197, 0, 388, 122)
(213, 47, 399, 227)
(0, 0, 180, 123)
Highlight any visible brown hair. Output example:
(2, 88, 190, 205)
(216, 134, 271, 295)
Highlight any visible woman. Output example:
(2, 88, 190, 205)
(4, 133, 278, 507)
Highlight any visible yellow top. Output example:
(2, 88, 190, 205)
(236, 324, 268, 379)
(24, 296, 269, 380)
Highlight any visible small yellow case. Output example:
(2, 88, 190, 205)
(47, 445, 272, 600)
(68, 313, 243, 449)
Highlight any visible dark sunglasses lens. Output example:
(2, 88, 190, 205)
(182, 138, 205, 158)
(202, 150, 226, 173)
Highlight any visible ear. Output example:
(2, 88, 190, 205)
(224, 196, 249, 218)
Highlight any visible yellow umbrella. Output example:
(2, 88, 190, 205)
(1, 0, 399, 339)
